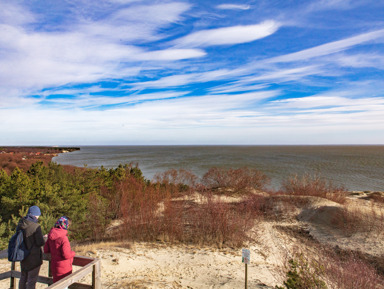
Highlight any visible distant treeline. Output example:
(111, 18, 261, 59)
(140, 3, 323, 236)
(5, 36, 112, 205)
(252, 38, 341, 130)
(0, 146, 79, 175)
(0, 146, 80, 153)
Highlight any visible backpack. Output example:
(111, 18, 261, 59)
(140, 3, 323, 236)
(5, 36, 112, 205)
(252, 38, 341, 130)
(8, 229, 30, 262)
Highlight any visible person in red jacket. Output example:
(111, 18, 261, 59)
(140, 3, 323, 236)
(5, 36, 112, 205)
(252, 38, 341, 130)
(44, 216, 75, 283)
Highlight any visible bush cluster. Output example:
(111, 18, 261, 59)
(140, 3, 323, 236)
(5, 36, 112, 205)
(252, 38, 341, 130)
(0, 163, 268, 249)
(281, 173, 348, 204)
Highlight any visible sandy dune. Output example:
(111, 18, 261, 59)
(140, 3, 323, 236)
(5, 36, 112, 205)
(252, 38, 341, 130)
(1, 194, 383, 288)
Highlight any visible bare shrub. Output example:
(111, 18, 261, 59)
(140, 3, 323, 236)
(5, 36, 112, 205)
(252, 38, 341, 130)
(281, 174, 347, 204)
(242, 193, 314, 222)
(202, 167, 269, 194)
(117, 178, 255, 247)
(322, 249, 384, 289)
(118, 177, 164, 241)
(153, 169, 198, 195)
(159, 199, 185, 243)
(184, 194, 254, 247)
(278, 246, 384, 289)
(330, 204, 384, 236)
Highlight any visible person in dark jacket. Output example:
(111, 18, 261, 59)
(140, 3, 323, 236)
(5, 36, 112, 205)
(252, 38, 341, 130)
(44, 216, 75, 283)
(17, 205, 45, 289)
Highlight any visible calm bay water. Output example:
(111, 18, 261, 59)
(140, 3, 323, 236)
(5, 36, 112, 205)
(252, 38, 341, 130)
(52, 146, 384, 191)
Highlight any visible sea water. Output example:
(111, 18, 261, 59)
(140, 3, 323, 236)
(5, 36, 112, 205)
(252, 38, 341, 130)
(52, 145, 384, 191)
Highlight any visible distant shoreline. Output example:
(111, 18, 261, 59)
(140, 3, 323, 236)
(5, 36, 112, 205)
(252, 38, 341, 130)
(0, 146, 80, 174)
(0, 146, 80, 152)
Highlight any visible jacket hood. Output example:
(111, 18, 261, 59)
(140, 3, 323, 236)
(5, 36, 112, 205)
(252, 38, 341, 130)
(48, 227, 68, 241)
(18, 217, 34, 230)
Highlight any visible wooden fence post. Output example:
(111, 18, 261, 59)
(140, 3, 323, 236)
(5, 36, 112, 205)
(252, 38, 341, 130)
(92, 261, 101, 289)
(49, 260, 52, 277)
(10, 262, 16, 289)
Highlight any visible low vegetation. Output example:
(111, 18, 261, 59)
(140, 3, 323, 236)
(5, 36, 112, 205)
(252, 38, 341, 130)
(1, 151, 383, 288)
(280, 173, 348, 204)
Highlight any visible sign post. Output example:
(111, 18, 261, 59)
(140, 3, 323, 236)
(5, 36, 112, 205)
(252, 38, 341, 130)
(242, 249, 250, 289)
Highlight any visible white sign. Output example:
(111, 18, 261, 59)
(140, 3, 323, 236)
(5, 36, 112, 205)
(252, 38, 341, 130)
(242, 249, 250, 264)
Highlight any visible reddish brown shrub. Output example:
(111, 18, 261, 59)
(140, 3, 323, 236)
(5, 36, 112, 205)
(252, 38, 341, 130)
(117, 177, 255, 247)
(322, 249, 384, 289)
(281, 174, 347, 204)
(202, 167, 269, 194)
(119, 181, 163, 241)
(183, 194, 254, 247)
(279, 246, 384, 289)
(153, 169, 198, 195)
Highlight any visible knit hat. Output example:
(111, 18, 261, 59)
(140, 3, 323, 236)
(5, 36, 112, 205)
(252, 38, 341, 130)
(27, 206, 41, 216)
(54, 216, 69, 230)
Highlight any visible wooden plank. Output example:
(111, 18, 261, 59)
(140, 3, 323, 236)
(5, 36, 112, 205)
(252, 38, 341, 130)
(46, 260, 99, 289)
(1, 250, 100, 289)
(37, 275, 54, 285)
(73, 256, 94, 267)
(69, 283, 93, 289)
(0, 271, 11, 280)
(11, 270, 52, 285)
(43, 253, 93, 266)
(10, 270, 19, 278)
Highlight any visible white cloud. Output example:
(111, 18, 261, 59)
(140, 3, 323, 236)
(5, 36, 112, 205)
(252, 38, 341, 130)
(212, 85, 269, 94)
(2, 89, 384, 145)
(133, 74, 197, 89)
(268, 93, 384, 114)
(79, 2, 191, 42)
(268, 29, 384, 63)
(306, 0, 355, 12)
(132, 68, 245, 89)
(216, 4, 251, 10)
(0, 2, 201, 99)
(0, 1, 384, 145)
(240, 65, 322, 83)
(137, 49, 206, 61)
(40, 91, 190, 109)
(173, 21, 280, 47)
(332, 53, 384, 69)
(0, 1, 35, 26)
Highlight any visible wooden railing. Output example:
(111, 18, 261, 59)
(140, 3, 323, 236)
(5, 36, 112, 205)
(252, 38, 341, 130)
(0, 250, 101, 289)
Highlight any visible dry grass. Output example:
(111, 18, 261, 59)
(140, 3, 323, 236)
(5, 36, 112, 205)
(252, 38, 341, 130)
(330, 201, 384, 236)
(72, 241, 132, 256)
(280, 174, 348, 204)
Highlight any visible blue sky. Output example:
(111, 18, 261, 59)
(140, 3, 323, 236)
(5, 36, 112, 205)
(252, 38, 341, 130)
(1, 0, 384, 145)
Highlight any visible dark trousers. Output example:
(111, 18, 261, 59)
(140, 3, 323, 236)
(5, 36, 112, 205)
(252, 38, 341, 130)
(19, 265, 41, 289)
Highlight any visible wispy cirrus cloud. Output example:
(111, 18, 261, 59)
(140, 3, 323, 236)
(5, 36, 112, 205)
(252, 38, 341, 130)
(131, 68, 246, 89)
(173, 20, 280, 47)
(1, 0, 384, 145)
(216, 4, 251, 10)
(330, 52, 384, 69)
(268, 28, 384, 63)
(0, 1, 202, 101)
(78, 2, 191, 42)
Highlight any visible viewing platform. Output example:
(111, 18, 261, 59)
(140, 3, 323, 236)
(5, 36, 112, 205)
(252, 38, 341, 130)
(0, 250, 101, 289)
